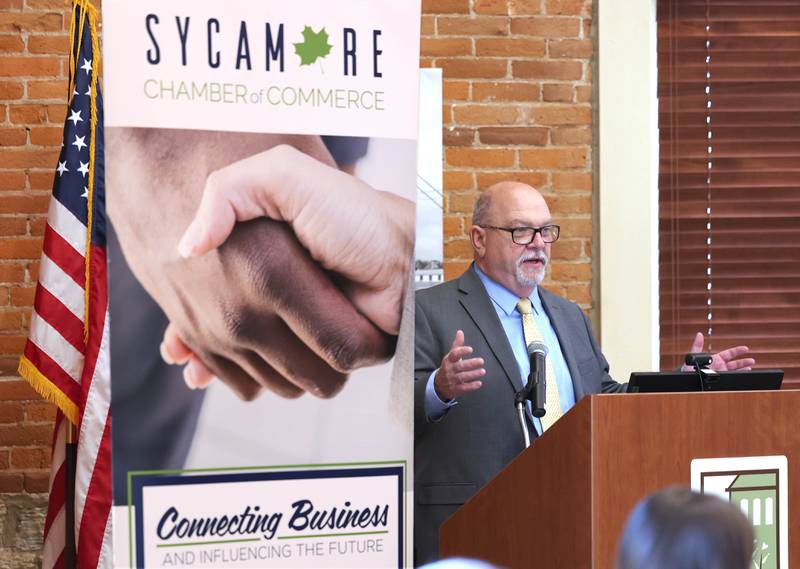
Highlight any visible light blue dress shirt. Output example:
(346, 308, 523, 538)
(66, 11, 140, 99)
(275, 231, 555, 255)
(424, 266, 576, 435)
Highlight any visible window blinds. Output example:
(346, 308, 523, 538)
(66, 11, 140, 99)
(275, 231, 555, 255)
(658, 0, 800, 386)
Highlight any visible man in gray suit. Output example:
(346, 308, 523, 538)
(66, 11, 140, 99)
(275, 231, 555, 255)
(414, 181, 754, 564)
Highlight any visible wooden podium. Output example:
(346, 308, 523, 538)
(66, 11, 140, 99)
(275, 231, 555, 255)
(440, 391, 800, 568)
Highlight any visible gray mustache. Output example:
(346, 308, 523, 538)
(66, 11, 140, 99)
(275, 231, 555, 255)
(517, 252, 548, 267)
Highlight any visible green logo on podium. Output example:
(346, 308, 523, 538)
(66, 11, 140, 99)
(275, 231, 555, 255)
(692, 456, 788, 569)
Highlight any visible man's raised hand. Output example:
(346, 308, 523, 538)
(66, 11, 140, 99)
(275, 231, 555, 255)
(433, 330, 486, 402)
(684, 332, 755, 372)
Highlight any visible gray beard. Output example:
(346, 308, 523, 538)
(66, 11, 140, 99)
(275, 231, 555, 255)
(516, 253, 547, 287)
(516, 267, 545, 288)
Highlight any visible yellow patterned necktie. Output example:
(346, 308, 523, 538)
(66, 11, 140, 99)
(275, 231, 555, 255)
(516, 298, 562, 432)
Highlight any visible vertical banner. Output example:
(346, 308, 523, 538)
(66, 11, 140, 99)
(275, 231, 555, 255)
(102, 1, 420, 567)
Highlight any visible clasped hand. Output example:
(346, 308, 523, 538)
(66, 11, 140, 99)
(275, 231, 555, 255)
(108, 130, 413, 400)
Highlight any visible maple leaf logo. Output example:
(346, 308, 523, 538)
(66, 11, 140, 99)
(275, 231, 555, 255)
(293, 26, 333, 66)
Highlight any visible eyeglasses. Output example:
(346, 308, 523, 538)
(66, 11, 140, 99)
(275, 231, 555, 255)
(479, 224, 561, 245)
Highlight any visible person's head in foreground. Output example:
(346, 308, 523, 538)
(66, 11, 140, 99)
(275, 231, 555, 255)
(617, 487, 754, 569)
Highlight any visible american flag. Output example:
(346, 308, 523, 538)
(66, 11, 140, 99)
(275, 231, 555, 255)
(17, 1, 112, 567)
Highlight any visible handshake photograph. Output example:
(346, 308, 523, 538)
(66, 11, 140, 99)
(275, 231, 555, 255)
(106, 128, 419, 508)
(2, 0, 799, 568)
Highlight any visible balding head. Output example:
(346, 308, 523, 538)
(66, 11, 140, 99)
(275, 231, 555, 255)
(472, 182, 549, 227)
(469, 181, 554, 297)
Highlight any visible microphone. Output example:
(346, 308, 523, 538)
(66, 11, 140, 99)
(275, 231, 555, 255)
(514, 341, 547, 412)
(514, 340, 548, 448)
(526, 340, 548, 418)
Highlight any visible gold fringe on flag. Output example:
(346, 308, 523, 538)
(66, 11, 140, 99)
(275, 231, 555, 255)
(18, 356, 80, 426)
(83, 0, 100, 344)
(67, 0, 100, 343)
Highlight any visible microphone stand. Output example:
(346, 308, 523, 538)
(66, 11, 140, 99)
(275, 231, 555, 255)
(515, 373, 538, 449)
(515, 398, 531, 448)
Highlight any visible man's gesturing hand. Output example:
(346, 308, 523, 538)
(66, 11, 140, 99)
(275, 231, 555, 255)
(433, 330, 486, 402)
(683, 332, 756, 372)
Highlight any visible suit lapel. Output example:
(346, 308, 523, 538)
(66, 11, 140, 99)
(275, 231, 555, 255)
(458, 267, 524, 393)
(538, 288, 586, 400)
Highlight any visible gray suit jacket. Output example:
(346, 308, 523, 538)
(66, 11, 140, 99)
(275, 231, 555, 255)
(414, 265, 625, 565)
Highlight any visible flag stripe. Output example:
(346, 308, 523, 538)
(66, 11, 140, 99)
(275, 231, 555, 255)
(43, 464, 65, 537)
(34, 286, 86, 355)
(43, 413, 66, 535)
(95, 514, 114, 569)
(39, 257, 85, 320)
(76, 291, 109, 529)
(48, 412, 66, 485)
(48, 196, 86, 257)
(76, 248, 110, 567)
(42, 414, 66, 569)
(42, 507, 66, 569)
(76, 417, 111, 569)
(43, 224, 85, 287)
(28, 313, 84, 382)
(23, 344, 81, 405)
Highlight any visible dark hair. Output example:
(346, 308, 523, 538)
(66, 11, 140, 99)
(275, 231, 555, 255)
(616, 487, 754, 569)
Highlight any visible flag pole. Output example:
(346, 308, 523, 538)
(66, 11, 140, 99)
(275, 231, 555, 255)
(65, 422, 77, 569)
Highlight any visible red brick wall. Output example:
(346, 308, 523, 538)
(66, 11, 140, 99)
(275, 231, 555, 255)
(0, 0, 69, 475)
(423, 0, 594, 308)
(0, 0, 596, 560)
(0, 0, 71, 562)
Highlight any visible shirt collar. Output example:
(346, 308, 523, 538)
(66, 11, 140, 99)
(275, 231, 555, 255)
(473, 263, 543, 317)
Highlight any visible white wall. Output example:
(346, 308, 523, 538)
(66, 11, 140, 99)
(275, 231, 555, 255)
(597, 0, 660, 380)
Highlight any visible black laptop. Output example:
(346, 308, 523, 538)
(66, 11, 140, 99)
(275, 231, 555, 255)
(626, 370, 784, 393)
